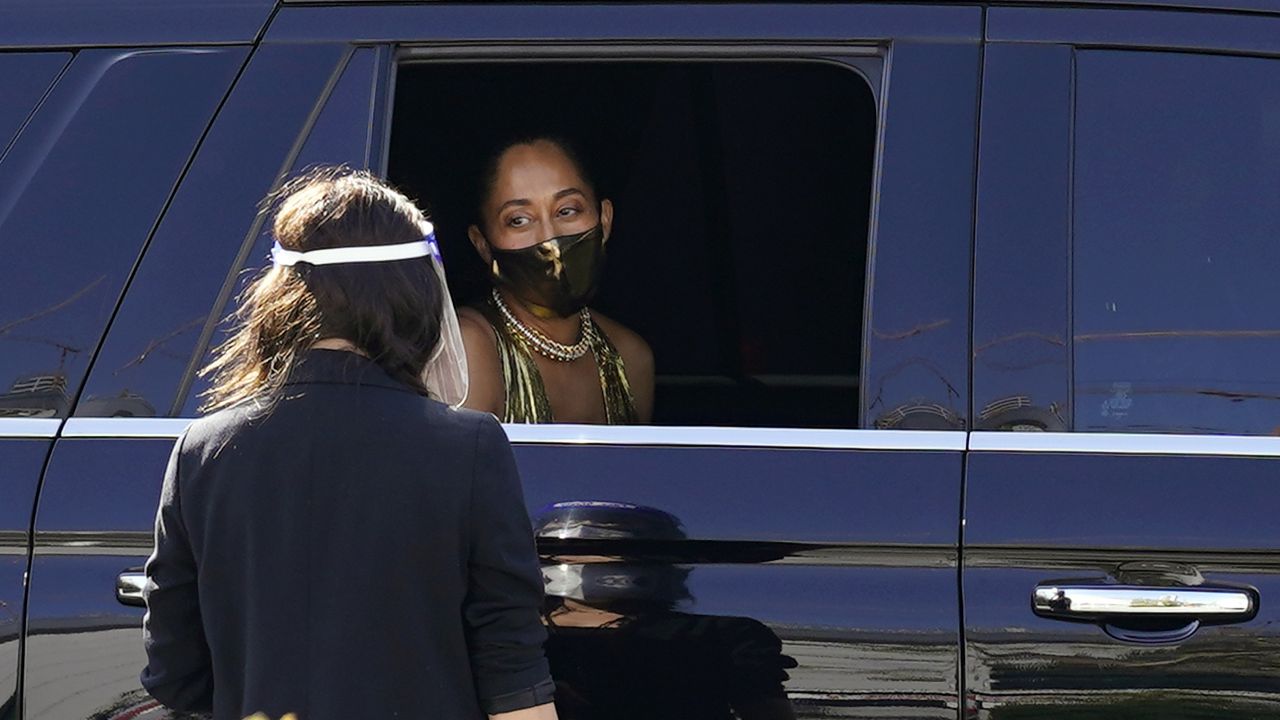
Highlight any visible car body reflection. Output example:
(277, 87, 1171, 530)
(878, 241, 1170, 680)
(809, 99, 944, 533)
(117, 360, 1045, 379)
(536, 502, 798, 720)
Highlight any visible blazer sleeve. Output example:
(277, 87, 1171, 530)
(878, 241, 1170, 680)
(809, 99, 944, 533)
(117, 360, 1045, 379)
(463, 415, 555, 715)
(140, 432, 214, 712)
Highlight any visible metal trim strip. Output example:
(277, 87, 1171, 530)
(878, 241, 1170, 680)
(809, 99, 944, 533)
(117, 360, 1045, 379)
(62, 418, 189, 438)
(0, 418, 62, 438)
(499, 425, 964, 450)
(58, 420, 1280, 456)
(970, 431, 1280, 457)
(60, 418, 965, 450)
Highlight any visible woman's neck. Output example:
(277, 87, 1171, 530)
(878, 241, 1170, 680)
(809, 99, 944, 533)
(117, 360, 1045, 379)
(312, 337, 368, 356)
(498, 286, 583, 344)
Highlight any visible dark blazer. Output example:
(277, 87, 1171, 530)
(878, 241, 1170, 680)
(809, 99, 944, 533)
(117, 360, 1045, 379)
(141, 349, 553, 720)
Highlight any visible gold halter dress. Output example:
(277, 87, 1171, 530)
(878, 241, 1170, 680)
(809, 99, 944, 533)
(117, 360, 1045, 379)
(479, 296, 637, 424)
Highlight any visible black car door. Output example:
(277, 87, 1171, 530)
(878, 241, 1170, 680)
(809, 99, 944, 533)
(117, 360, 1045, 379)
(262, 4, 978, 717)
(967, 6, 1280, 716)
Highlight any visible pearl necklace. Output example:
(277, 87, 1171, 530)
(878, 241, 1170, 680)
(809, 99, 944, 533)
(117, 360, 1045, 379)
(492, 288, 593, 362)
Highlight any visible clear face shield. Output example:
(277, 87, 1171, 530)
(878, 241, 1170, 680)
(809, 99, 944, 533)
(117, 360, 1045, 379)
(418, 222, 469, 407)
(269, 220, 469, 407)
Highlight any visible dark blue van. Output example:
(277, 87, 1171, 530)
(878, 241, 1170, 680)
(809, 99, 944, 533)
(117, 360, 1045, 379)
(1, 1, 1277, 717)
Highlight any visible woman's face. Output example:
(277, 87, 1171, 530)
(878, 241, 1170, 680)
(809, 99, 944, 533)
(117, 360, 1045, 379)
(469, 140, 613, 256)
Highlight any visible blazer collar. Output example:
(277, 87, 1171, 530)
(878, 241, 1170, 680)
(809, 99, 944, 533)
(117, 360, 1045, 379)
(284, 349, 415, 393)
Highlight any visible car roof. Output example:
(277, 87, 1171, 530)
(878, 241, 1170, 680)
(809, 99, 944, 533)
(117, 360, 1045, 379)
(0, 0, 277, 49)
(3, 0, 1278, 50)
(277, 0, 1280, 16)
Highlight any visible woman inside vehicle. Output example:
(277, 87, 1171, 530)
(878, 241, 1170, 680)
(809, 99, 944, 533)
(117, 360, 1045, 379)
(458, 136, 654, 424)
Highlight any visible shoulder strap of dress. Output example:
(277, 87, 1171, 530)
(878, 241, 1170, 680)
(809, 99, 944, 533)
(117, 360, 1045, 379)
(478, 299, 554, 423)
(586, 317, 638, 425)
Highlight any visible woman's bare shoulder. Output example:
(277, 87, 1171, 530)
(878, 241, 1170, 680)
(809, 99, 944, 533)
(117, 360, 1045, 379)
(457, 305, 505, 415)
(458, 305, 494, 337)
(458, 306, 502, 354)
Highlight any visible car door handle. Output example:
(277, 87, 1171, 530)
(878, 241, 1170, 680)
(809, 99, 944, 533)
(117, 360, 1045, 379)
(1033, 584, 1256, 620)
(117, 570, 146, 607)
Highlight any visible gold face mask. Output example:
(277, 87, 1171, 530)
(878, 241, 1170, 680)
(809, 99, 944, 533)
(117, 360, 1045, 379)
(488, 224, 607, 318)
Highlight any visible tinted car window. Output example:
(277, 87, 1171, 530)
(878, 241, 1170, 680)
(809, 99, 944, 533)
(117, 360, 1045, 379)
(0, 52, 70, 160)
(75, 44, 358, 418)
(1073, 50, 1280, 435)
(176, 47, 383, 416)
(0, 48, 244, 419)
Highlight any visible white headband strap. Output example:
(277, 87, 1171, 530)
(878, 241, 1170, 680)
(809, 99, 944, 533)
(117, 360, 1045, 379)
(272, 234, 439, 267)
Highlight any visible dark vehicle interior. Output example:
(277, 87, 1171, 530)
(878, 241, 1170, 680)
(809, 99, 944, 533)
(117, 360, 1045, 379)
(389, 60, 877, 428)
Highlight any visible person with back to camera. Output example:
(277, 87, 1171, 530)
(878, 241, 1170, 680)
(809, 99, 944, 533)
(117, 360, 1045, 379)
(139, 167, 558, 720)
(458, 136, 654, 424)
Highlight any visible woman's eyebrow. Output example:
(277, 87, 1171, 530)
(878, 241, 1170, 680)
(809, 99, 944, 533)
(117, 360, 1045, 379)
(554, 187, 586, 200)
(498, 189, 583, 212)
(497, 198, 531, 212)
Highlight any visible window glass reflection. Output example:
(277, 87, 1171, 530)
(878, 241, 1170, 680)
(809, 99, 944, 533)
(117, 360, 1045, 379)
(0, 53, 69, 158)
(1073, 51, 1280, 435)
(71, 45, 359, 418)
(0, 49, 241, 418)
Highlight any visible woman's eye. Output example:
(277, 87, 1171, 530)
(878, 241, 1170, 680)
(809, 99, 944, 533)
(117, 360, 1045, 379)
(557, 206, 580, 217)
(508, 216, 530, 228)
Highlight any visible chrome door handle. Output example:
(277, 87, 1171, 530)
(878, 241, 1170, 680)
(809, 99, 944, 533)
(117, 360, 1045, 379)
(1033, 584, 1256, 620)
(117, 570, 146, 607)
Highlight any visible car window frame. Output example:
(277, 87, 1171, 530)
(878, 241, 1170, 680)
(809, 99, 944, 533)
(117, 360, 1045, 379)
(73, 2, 983, 444)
